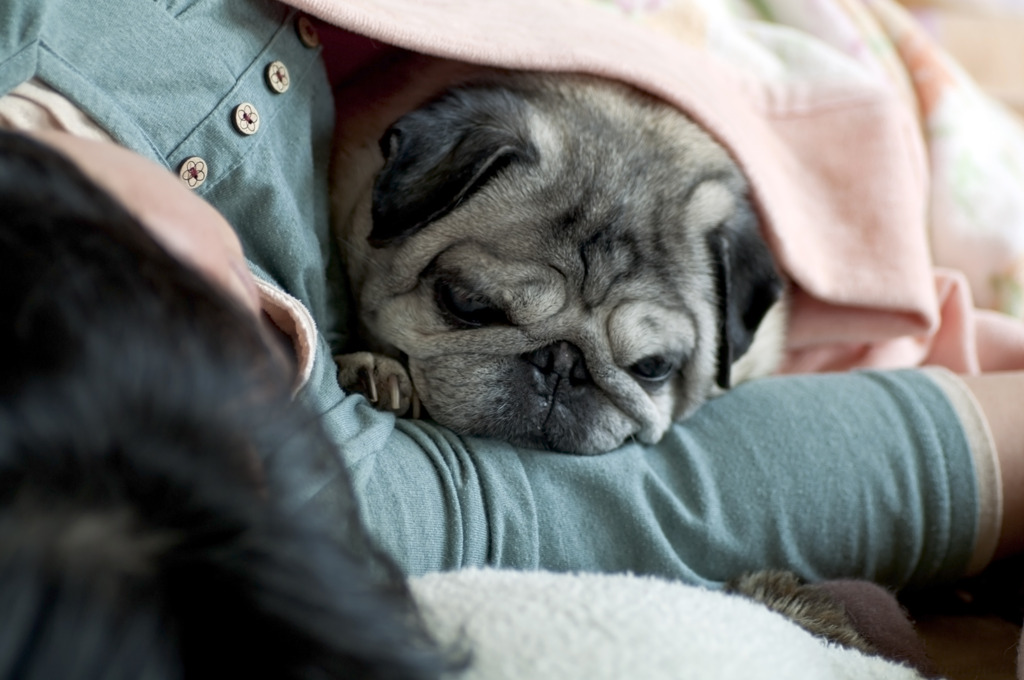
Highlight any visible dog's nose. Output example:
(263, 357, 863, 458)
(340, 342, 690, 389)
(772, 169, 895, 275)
(524, 341, 590, 385)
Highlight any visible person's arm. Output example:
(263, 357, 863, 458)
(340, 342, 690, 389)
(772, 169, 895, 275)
(302, 333, 989, 590)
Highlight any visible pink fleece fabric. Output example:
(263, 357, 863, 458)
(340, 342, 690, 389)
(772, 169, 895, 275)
(286, 0, 1024, 375)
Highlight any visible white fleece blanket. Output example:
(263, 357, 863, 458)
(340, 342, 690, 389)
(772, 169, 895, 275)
(409, 569, 930, 680)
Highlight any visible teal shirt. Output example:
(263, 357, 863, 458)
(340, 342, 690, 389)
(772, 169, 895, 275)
(0, 0, 983, 588)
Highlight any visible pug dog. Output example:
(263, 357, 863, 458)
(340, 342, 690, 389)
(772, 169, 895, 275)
(332, 62, 786, 454)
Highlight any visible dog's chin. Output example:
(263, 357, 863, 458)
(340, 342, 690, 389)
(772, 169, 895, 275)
(443, 402, 639, 455)
(503, 405, 640, 454)
(408, 357, 644, 454)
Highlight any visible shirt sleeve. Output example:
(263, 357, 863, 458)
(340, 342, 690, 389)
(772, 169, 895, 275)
(299, 333, 984, 591)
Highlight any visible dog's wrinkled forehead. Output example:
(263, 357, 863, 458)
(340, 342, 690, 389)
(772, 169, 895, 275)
(423, 79, 745, 306)
(431, 191, 707, 320)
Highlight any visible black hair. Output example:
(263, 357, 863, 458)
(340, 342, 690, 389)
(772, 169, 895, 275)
(0, 130, 450, 679)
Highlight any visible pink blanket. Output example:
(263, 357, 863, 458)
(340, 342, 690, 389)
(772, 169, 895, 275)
(288, 0, 1024, 375)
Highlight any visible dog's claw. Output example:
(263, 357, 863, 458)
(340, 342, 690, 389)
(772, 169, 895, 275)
(334, 352, 413, 416)
(359, 366, 378, 403)
(388, 374, 400, 411)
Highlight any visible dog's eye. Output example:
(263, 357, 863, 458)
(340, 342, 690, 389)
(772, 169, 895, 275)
(629, 356, 675, 384)
(435, 279, 509, 328)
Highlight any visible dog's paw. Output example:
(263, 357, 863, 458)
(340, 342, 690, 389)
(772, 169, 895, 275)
(334, 351, 418, 416)
(725, 570, 877, 656)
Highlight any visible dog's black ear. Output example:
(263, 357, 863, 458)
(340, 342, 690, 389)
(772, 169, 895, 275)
(369, 87, 538, 247)
(708, 203, 783, 388)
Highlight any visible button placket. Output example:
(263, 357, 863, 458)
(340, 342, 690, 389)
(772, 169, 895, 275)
(172, 11, 323, 194)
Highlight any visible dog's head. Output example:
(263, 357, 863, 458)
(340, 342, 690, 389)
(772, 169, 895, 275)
(339, 74, 783, 453)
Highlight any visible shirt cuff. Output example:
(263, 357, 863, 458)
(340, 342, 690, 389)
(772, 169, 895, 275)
(254, 278, 318, 395)
(922, 366, 1003, 575)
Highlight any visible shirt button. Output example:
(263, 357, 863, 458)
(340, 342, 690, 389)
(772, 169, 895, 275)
(233, 102, 261, 135)
(266, 61, 291, 94)
(296, 15, 320, 48)
(178, 156, 208, 189)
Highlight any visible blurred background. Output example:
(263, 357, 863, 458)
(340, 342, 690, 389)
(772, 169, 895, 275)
(903, 0, 1024, 121)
